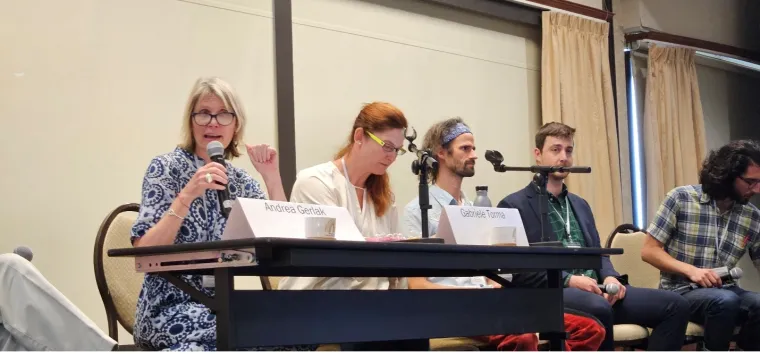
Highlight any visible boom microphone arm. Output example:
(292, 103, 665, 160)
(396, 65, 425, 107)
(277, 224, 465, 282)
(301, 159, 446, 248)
(484, 149, 591, 246)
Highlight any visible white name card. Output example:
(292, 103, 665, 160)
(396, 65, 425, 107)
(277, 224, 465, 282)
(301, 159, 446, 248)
(437, 206, 529, 246)
(221, 198, 364, 241)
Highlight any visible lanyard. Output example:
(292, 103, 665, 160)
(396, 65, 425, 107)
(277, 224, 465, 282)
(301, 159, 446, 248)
(341, 158, 366, 230)
(551, 197, 571, 239)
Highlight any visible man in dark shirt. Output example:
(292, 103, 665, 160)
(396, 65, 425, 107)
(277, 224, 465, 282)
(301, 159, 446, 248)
(497, 122, 690, 351)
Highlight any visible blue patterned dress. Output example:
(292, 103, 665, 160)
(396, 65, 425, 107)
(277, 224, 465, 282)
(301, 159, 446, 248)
(131, 147, 314, 351)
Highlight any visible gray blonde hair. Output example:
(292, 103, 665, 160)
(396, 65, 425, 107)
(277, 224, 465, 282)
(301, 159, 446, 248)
(179, 77, 246, 159)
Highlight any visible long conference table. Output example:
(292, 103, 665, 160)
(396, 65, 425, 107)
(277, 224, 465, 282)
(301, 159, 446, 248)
(108, 237, 623, 351)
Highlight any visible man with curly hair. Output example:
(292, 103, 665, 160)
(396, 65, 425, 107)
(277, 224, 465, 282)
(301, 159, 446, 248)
(643, 139, 760, 351)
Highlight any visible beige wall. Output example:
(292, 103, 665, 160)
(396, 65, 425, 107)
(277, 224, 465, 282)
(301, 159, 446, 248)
(1, 0, 279, 344)
(568, 0, 603, 9)
(291, 0, 541, 214)
(0, 0, 541, 345)
(619, 0, 760, 51)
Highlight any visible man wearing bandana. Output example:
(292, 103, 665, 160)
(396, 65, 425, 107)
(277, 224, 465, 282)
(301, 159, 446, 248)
(402, 118, 606, 351)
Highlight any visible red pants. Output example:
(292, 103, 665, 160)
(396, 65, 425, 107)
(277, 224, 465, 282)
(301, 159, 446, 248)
(475, 313, 606, 351)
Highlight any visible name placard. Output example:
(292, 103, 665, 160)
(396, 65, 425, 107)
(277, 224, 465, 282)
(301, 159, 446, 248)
(437, 206, 529, 246)
(221, 198, 364, 241)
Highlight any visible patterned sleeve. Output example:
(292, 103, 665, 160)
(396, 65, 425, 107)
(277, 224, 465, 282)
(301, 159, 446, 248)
(646, 188, 681, 244)
(749, 236, 760, 270)
(748, 210, 760, 268)
(234, 168, 266, 200)
(131, 156, 180, 245)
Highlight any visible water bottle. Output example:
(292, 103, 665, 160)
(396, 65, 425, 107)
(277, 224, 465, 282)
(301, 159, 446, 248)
(473, 186, 492, 207)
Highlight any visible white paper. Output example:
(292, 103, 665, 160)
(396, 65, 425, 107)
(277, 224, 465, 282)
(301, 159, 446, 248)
(221, 198, 364, 241)
(437, 206, 529, 246)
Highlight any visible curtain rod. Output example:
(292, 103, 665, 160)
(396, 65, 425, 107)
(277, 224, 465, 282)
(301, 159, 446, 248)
(518, 0, 613, 22)
(625, 31, 760, 64)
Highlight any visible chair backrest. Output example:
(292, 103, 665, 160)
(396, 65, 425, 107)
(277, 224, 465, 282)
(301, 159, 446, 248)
(94, 203, 144, 341)
(262, 276, 282, 290)
(606, 226, 661, 289)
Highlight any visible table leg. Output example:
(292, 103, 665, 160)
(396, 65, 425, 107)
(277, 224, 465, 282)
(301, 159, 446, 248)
(215, 268, 233, 351)
(540, 269, 566, 351)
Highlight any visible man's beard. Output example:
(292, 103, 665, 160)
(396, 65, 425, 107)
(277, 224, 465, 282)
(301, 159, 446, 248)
(734, 190, 751, 205)
(454, 161, 475, 178)
(551, 171, 569, 180)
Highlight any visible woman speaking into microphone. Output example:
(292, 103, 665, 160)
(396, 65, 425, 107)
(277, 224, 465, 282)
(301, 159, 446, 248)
(129, 77, 310, 351)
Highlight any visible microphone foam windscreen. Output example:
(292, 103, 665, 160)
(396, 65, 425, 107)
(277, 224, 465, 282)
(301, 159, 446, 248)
(13, 246, 33, 261)
(207, 141, 225, 158)
(731, 267, 743, 279)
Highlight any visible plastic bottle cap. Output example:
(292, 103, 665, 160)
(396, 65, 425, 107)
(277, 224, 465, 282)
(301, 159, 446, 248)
(476, 186, 488, 191)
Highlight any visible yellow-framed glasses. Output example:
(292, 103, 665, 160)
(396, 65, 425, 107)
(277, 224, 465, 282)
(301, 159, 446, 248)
(366, 131, 407, 156)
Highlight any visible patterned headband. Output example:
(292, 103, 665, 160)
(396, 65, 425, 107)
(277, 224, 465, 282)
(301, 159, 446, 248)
(442, 123, 472, 145)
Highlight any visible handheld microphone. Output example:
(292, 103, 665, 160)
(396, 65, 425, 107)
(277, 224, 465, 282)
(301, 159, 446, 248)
(598, 283, 620, 295)
(712, 266, 742, 280)
(674, 267, 743, 293)
(206, 141, 232, 218)
(13, 246, 33, 262)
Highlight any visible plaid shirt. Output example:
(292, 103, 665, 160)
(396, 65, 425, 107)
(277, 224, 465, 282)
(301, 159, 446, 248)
(647, 184, 760, 290)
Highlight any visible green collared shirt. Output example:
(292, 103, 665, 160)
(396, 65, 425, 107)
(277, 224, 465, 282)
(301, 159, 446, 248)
(542, 183, 598, 286)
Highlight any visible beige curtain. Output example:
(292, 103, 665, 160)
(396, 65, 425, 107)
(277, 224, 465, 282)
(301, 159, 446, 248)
(644, 45, 706, 221)
(542, 12, 623, 244)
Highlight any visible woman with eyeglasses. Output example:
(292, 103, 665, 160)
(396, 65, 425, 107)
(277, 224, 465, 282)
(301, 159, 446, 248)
(129, 77, 312, 351)
(279, 102, 407, 291)
(277, 102, 426, 350)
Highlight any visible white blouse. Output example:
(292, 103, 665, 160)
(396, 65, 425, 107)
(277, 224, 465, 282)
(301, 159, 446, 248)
(277, 161, 405, 290)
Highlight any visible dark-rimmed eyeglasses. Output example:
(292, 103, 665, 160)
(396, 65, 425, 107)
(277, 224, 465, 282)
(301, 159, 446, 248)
(739, 176, 760, 188)
(192, 112, 237, 126)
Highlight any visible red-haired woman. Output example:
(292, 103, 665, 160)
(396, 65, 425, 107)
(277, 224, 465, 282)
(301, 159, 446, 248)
(279, 102, 425, 350)
(280, 101, 407, 291)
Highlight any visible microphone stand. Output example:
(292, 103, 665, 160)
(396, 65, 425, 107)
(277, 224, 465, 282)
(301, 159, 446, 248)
(484, 150, 591, 247)
(405, 128, 438, 239)
(534, 171, 551, 245)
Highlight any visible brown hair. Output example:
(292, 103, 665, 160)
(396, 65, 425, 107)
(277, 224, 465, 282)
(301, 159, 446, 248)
(535, 122, 576, 150)
(335, 102, 408, 217)
(179, 77, 246, 159)
(421, 117, 468, 183)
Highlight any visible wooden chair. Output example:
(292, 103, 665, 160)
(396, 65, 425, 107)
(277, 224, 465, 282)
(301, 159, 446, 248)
(604, 224, 652, 350)
(94, 203, 143, 351)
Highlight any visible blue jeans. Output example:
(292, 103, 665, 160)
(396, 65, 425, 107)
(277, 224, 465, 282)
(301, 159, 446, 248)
(564, 286, 690, 350)
(682, 286, 760, 351)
